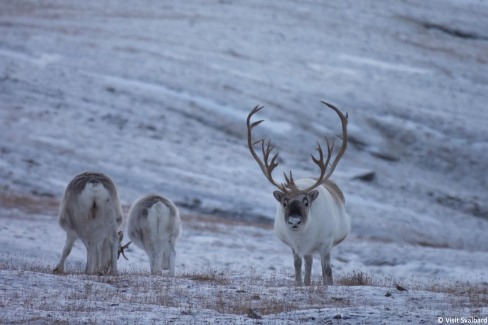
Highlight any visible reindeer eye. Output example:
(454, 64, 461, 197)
(303, 198, 309, 207)
(282, 199, 288, 207)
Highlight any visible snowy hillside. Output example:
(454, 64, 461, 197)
(1, 0, 487, 323)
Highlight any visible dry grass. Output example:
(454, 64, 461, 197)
(0, 262, 346, 318)
(181, 268, 230, 285)
(337, 270, 399, 288)
(0, 191, 58, 215)
(422, 281, 488, 309)
(340, 271, 488, 311)
(2, 259, 486, 324)
(337, 270, 375, 286)
(180, 212, 273, 233)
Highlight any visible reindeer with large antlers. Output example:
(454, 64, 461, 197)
(247, 101, 350, 286)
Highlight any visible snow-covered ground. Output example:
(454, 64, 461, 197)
(1, 0, 487, 323)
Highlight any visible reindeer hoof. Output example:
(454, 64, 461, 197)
(52, 267, 64, 274)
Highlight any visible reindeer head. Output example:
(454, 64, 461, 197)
(247, 101, 348, 231)
(273, 188, 319, 230)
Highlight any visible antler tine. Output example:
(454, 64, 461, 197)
(261, 139, 275, 162)
(283, 170, 292, 184)
(261, 139, 280, 178)
(320, 101, 348, 180)
(301, 140, 330, 193)
(322, 137, 335, 169)
(301, 101, 348, 194)
(247, 106, 268, 177)
(310, 141, 327, 177)
(247, 105, 285, 191)
(283, 171, 299, 192)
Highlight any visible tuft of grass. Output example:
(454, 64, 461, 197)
(337, 270, 374, 286)
(181, 268, 230, 285)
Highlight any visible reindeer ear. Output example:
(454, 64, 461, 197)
(273, 191, 285, 202)
(309, 190, 319, 202)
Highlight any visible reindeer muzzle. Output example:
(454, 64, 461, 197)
(287, 215, 303, 230)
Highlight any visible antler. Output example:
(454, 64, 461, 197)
(300, 101, 348, 193)
(246, 101, 348, 194)
(118, 241, 131, 260)
(247, 106, 286, 192)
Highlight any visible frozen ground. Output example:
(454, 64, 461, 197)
(0, 0, 487, 323)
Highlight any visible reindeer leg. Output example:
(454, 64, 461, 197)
(320, 250, 333, 285)
(293, 250, 303, 286)
(167, 240, 176, 276)
(304, 255, 313, 286)
(85, 241, 95, 274)
(151, 250, 163, 275)
(101, 238, 112, 274)
(148, 239, 162, 275)
(109, 231, 119, 275)
(96, 244, 103, 275)
(53, 233, 76, 274)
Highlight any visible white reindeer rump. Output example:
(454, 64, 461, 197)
(53, 172, 124, 275)
(127, 194, 182, 276)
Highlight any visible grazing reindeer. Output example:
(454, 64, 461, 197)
(53, 172, 127, 275)
(127, 194, 182, 276)
(247, 101, 350, 286)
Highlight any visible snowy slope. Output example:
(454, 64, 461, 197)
(0, 0, 487, 323)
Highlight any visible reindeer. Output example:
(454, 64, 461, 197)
(53, 172, 129, 275)
(247, 101, 350, 286)
(127, 194, 182, 276)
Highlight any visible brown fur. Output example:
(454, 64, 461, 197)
(66, 172, 117, 196)
(321, 180, 347, 246)
(321, 179, 345, 205)
(306, 178, 345, 205)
